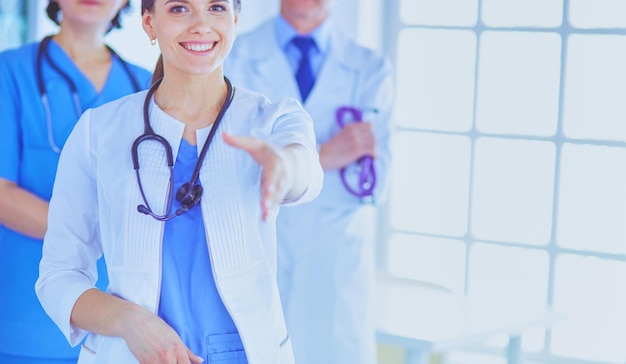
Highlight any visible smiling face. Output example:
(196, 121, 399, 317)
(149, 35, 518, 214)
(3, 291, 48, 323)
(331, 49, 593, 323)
(142, 0, 239, 78)
(55, 0, 128, 31)
(280, 0, 334, 28)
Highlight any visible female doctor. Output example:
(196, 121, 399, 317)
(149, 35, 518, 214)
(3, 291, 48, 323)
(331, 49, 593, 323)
(36, 0, 323, 363)
(0, 1, 150, 363)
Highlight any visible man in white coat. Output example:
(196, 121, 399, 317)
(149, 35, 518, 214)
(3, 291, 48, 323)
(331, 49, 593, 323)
(225, 1, 394, 363)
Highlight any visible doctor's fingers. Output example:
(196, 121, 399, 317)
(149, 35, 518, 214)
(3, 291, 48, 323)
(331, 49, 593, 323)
(135, 341, 198, 364)
(223, 132, 289, 174)
(138, 345, 201, 364)
(187, 348, 205, 364)
(125, 315, 200, 364)
(260, 162, 290, 221)
(222, 132, 290, 220)
(222, 132, 283, 165)
(339, 123, 376, 150)
(135, 345, 193, 364)
(222, 131, 264, 155)
(336, 124, 377, 157)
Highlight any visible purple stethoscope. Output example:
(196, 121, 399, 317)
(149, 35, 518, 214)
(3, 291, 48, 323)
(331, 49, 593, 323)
(336, 106, 376, 199)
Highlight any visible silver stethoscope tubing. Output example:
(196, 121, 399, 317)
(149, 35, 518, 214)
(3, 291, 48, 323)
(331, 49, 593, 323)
(35, 35, 142, 153)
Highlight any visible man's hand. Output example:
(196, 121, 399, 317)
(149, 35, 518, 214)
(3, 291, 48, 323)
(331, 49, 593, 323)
(319, 122, 376, 171)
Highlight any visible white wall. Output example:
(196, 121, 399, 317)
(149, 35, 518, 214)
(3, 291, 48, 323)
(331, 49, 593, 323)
(32, 0, 379, 72)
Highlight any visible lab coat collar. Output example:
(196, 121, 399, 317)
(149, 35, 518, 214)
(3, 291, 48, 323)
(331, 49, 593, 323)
(240, 19, 356, 71)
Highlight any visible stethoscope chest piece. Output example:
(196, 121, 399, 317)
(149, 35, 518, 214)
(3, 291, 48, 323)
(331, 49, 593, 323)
(133, 77, 235, 221)
(176, 182, 203, 211)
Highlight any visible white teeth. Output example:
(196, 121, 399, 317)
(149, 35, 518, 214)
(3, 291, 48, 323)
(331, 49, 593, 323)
(184, 43, 214, 52)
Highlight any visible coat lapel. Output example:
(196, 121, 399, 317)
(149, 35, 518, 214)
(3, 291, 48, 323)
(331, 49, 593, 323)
(229, 20, 300, 101)
(304, 26, 360, 109)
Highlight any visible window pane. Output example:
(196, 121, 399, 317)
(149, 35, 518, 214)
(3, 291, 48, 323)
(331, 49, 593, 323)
(476, 31, 561, 137)
(482, 0, 563, 27)
(563, 34, 626, 142)
(556, 144, 626, 254)
(387, 234, 467, 293)
(0, 0, 26, 51)
(570, 0, 626, 28)
(522, 327, 546, 352)
(400, 0, 478, 26)
(446, 351, 513, 364)
(396, 29, 476, 132)
(467, 243, 549, 309)
(552, 255, 626, 362)
(389, 132, 471, 236)
(471, 138, 556, 245)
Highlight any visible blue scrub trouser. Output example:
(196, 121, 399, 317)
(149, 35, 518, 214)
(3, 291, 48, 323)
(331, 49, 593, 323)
(0, 353, 76, 364)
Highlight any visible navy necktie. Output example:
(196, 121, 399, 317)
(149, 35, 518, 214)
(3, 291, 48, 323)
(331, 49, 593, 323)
(292, 37, 316, 102)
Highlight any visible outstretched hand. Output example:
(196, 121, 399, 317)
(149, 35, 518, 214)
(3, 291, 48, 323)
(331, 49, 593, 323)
(222, 132, 293, 221)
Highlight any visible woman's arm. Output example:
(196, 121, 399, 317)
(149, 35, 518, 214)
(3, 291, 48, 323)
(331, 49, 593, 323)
(36, 108, 203, 364)
(71, 289, 203, 364)
(0, 52, 48, 239)
(0, 178, 49, 239)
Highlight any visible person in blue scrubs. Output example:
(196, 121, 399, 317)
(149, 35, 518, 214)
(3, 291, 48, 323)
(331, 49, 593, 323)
(34, 0, 323, 363)
(0, 1, 151, 363)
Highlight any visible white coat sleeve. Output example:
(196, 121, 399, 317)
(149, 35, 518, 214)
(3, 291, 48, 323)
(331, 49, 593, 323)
(265, 97, 324, 205)
(35, 109, 102, 347)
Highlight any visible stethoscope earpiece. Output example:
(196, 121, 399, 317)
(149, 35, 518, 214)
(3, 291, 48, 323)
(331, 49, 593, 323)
(137, 205, 150, 215)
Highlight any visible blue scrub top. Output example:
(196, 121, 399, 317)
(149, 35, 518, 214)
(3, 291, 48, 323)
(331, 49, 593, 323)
(158, 139, 247, 363)
(0, 39, 151, 359)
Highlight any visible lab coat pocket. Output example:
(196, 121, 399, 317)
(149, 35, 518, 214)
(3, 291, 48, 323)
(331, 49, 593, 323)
(206, 332, 248, 364)
(77, 345, 96, 364)
(77, 333, 102, 364)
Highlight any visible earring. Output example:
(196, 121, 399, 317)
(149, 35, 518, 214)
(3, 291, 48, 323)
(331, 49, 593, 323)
(150, 38, 157, 46)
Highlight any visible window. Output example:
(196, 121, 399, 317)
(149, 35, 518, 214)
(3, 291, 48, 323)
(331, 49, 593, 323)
(0, 0, 27, 51)
(384, 0, 626, 362)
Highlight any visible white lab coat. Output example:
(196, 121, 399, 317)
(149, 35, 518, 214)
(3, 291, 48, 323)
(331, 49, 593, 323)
(35, 88, 323, 364)
(226, 19, 394, 364)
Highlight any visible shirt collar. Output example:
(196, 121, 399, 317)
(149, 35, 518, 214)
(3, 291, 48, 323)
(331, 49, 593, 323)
(274, 15, 331, 55)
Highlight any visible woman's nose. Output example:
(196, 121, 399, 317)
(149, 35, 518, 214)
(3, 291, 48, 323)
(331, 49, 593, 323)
(190, 12, 213, 34)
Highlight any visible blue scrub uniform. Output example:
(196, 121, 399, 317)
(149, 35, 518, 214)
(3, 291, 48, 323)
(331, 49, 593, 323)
(158, 139, 247, 363)
(0, 40, 151, 362)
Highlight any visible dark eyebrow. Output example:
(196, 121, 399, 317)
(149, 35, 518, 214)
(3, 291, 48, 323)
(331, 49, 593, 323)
(164, 0, 230, 5)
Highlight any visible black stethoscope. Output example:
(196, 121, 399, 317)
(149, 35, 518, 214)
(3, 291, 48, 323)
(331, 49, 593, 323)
(36, 35, 142, 153)
(132, 77, 235, 221)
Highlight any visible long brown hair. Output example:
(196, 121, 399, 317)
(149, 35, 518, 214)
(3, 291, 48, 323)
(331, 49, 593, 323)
(143, 0, 242, 83)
